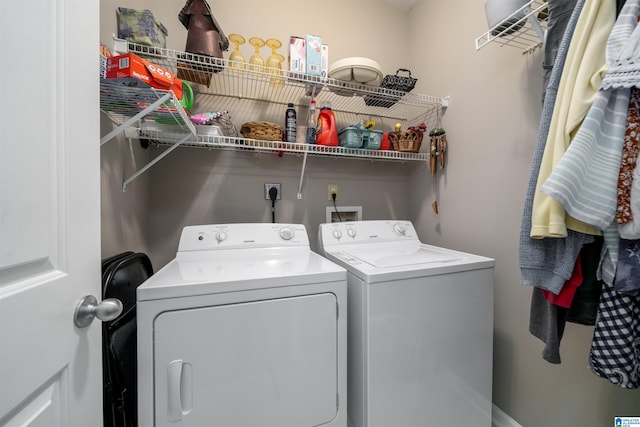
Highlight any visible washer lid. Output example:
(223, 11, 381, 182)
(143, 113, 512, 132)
(337, 242, 462, 268)
(348, 244, 462, 268)
(326, 244, 494, 283)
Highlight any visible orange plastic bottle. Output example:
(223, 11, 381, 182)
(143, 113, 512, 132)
(315, 101, 339, 146)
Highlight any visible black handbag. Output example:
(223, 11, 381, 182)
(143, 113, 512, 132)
(101, 252, 153, 427)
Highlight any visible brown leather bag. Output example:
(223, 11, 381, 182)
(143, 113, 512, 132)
(177, 0, 229, 84)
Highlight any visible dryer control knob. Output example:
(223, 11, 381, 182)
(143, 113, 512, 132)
(279, 226, 295, 240)
(215, 231, 227, 242)
(347, 227, 357, 238)
(332, 229, 343, 240)
(393, 224, 406, 236)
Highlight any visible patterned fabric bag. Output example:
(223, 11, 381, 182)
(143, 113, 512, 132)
(116, 8, 168, 48)
(588, 282, 640, 389)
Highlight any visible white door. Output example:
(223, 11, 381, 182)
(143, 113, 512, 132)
(151, 294, 338, 427)
(0, 0, 102, 426)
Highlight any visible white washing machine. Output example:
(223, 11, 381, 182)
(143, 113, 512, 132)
(318, 220, 494, 427)
(137, 223, 347, 427)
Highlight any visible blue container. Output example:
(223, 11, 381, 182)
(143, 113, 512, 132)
(338, 127, 383, 150)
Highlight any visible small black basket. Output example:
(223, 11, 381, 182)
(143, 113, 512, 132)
(364, 68, 417, 108)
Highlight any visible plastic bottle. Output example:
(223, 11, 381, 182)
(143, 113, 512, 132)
(285, 103, 296, 143)
(315, 101, 338, 146)
(306, 100, 317, 144)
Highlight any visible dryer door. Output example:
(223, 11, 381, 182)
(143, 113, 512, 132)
(153, 293, 338, 427)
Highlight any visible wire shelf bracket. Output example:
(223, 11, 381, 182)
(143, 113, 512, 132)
(475, 0, 548, 54)
(100, 78, 196, 190)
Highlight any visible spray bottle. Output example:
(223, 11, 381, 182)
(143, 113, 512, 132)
(306, 100, 317, 144)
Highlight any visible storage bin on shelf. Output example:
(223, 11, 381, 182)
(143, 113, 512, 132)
(338, 127, 383, 150)
(239, 121, 284, 146)
(388, 129, 423, 152)
(364, 69, 418, 108)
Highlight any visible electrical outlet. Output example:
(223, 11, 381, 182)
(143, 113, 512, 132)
(264, 183, 281, 200)
(328, 184, 338, 201)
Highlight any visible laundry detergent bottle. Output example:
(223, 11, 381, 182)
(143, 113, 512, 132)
(315, 101, 339, 146)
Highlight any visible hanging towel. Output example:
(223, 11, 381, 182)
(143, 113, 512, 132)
(520, 0, 593, 295)
(540, 0, 640, 231)
(530, 0, 614, 239)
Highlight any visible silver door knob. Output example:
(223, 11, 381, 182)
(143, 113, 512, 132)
(74, 295, 123, 328)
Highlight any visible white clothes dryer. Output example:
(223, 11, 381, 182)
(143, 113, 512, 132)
(318, 220, 494, 427)
(137, 223, 347, 427)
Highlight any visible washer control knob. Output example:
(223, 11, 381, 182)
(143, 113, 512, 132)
(393, 224, 407, 236)
(279, 226, 295, 240)
(347, 227, 357, 238)
(332, 229, 343, 240)
(215, 231, 227, 242)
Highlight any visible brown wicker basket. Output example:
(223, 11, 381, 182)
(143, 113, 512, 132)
(388, 130, 423, 152)
(240, 121, 284, 144)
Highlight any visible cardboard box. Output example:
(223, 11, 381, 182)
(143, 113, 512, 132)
(305, 35, 322, 77)
(321, 44, 329, 78)
(177, 61, 212, 87)
(106, 53, 183, 99)
(288, 36, 306, 77)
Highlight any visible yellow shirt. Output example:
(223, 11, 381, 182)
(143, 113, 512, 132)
(530, 0, 614, 238)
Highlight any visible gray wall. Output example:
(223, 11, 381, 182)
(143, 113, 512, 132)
(100, 0, 640, 425)
(145, 149, 420, 264)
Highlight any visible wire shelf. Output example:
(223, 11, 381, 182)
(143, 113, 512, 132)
(136, 128, 429, 162)
(475, 0, 548, 54)
(123, 41, 448, 131)
(99, 78, 195, 144)
(101, 41, 446, 193)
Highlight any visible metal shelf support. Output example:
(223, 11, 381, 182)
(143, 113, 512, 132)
(100, 92, 171, 146)
(297, 150, 309, 200)
(475, 0, 548, 54)
(100, 78, 196, 191)
(122, 133, 192, 192)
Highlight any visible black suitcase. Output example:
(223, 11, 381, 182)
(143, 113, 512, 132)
(101, 252, 153, 427)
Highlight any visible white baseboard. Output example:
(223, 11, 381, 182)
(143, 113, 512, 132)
(492, 404, 522, 427)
